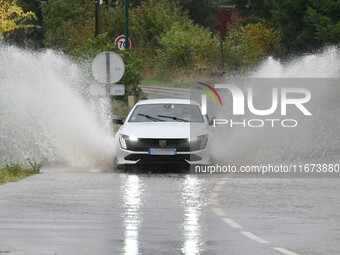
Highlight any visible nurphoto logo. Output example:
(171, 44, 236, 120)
(197, 83, 312, 128)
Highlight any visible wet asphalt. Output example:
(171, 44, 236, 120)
(0, 167, 339, 255)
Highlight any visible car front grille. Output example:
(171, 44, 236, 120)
(124, 154, 202, 163)
(125, 138, 204, 152)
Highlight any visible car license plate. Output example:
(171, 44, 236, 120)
(148, 148, 177, 155)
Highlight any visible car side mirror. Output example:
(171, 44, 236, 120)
(113, 116, 124, 125)
(208, 116, 216, 126)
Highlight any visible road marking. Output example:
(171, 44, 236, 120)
(213, 185, 223, 192)
(273, 247, 300, 255)
(211, 178, 300, 255)
(222, 218, 242, 229)
(210, 199, 218, 205)
(211, 192, 219, 199)
(212, 207, 225, 217)
(241, 231, 270, 244)
(218, 180, 227, 185)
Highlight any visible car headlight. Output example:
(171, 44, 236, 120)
(119, 135, 139, 149)
(188, 134, 208, 150)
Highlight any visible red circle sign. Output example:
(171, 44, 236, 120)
(114, 35, 132, 50)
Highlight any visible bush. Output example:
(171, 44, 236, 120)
(130, 0, 190, 53)
(119, 50, 143, 96)
(225, 21, 282, 71)
(156, 21, 220, 77)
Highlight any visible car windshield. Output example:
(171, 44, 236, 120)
(128, 104, 204, 123)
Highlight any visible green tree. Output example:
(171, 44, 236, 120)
(225, 22, 282, 71)
(171, 0, 217, 29)
(41, 0, 93, 51)
(156, 21, 220, 76)
(236, 0, 273, 22)
(271, 0, 311, 52)
(237, 0, 340, 53)
(0, 0, 36, 37)
(130, 0, 190, 53)
(5, 0, 44, 47)
(303, 1, 340, 46)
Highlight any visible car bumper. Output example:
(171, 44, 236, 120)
(115, 148, 212, 165)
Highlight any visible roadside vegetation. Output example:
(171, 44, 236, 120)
(0, 164, 41, 185)
(1, 0, 339, 116)
(2, 0, 339, 77)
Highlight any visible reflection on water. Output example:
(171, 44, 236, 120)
(122, 175, 144, 255)
(181, 176, 204, 255)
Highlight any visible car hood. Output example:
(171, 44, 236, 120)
(118, 122, 209, 139)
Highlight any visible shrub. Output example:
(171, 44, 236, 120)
(225, 21, 282, 71)
(156, 21, 220, 77)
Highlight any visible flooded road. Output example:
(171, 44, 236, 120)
(0, 167, 339, 255)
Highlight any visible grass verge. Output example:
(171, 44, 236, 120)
(0, 164, 41, 185)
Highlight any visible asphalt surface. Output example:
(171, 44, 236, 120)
(0, 168, 340, 255)
(140, 85, 190, 99)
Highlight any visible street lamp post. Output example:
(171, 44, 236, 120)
(94, 0, 100, 37)
(124, 0, 129, 49)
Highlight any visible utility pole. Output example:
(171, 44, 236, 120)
(124, 0, 129, 49)
(220, 38, 224, 69)
(94, 0, 100, 37)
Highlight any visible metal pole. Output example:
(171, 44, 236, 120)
(95, 0, 100, 37)
(220, 38, 224, 69)
(106, 53, 111, 96)
(124, 0, 129, 49)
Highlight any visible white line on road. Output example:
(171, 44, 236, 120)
(213, 185, 223, 192)
(222, 218, 242, 229)
(211, 178, 300, 255)
(273, 247, 301, 255)
(210, 192, 219, 199)
(212, 207, 226, 217)
(210, 199, 218, 205)
(241, 231, 270, 244)
(218, 180, 227, 185)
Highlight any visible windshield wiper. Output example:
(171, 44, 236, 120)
(138, 113, 164, 122)
(157, 115, 190, 122)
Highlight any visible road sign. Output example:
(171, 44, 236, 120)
(91, 52, 125, 84)
(114, 35, 132, 50)
(110, 84, 125, 95)
(89, 84, 125, 96)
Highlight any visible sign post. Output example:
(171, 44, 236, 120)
(105, 53, 111, 95)
(124, 0, 129, 49)
(91, 52, 125, 96)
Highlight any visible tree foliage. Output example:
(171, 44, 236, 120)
(6, 0, 338, 77)
(41, 0, 93, 50)
(130, 0, 190, 55)
(237, 0, 340, 53)
(171, 0, 217, 29)
(225, 22, 282, 70)
(0, 0, 36, 37)
(156, 21, 220, 76)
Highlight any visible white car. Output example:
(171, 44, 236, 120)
(114, 99, 214, 169)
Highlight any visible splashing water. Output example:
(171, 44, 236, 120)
(213, 47, 340, 166)
(252, 47, 340, 78)
(0, 45, 115, 168)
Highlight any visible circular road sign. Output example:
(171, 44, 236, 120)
(91, 52, 125, 84)
(114, 35, 132, 50)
